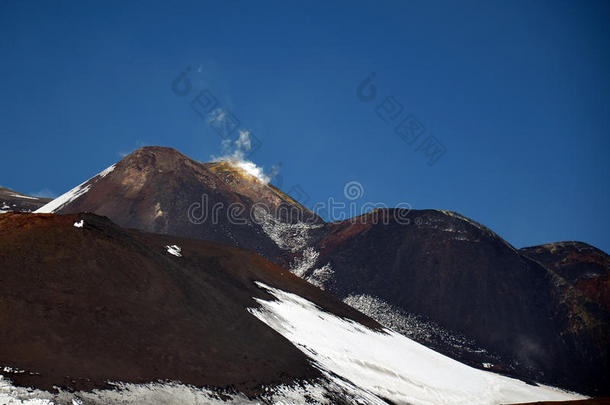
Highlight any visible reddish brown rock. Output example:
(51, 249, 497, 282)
(0, 212, 377, 394)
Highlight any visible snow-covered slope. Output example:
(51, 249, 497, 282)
(34, 164, 115, 214)
(0, 374, 383, 405)
(294, 210, 610, 395)
(0, 279, 583, 405)
(248, 282, 585, 405)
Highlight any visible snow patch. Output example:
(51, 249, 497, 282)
(98, 164, 116, 178)
(290, 247, 319, 277)
(9, 194, 38, 200)
(289, 248, 334, 290)
(34, 182, 92, 214)
(343, 294, 488, 357)
(1, 370, 385, 404)
(165, 245, 182, 257)
(248, 282, 585, 405)
(0, 375, 55, 404)
(255, 208, 322, 252)
(34, 164, 116, 214)
(2, 367, 24, 374)
(307, 263, 334, 290)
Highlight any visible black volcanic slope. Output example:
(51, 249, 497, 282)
(0, 212, 378, 394)
(299, 209, 610, 396)
(0, 187, 51, 212)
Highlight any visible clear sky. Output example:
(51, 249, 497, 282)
(1, 0, 609, 252)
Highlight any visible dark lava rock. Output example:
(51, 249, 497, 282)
(0, 212, 378, 394)
(0, 187, 51, 212)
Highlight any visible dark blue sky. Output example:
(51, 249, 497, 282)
(1, 0, 609, 252)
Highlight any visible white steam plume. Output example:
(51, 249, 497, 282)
(211, 130, 279, 184)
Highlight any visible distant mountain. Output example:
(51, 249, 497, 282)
(0, 212, 582, 405)
(294, 209, 610, 395)
(521, 241, 610, 311)
(0, 187, 51, 212)
(32, 146, 610, 396)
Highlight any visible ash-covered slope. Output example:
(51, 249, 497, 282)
(0, 212, 583, 405)
(35, 146, 321, 261)
(0, 187, 51, 212)
(0, 212, 373, 397)
(293, 209, 610, 396)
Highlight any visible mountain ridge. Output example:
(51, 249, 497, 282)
(30, 145, 610, 395)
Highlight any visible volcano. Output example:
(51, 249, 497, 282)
(35, 146, 321, 262)
(31, 146, 610, 396)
